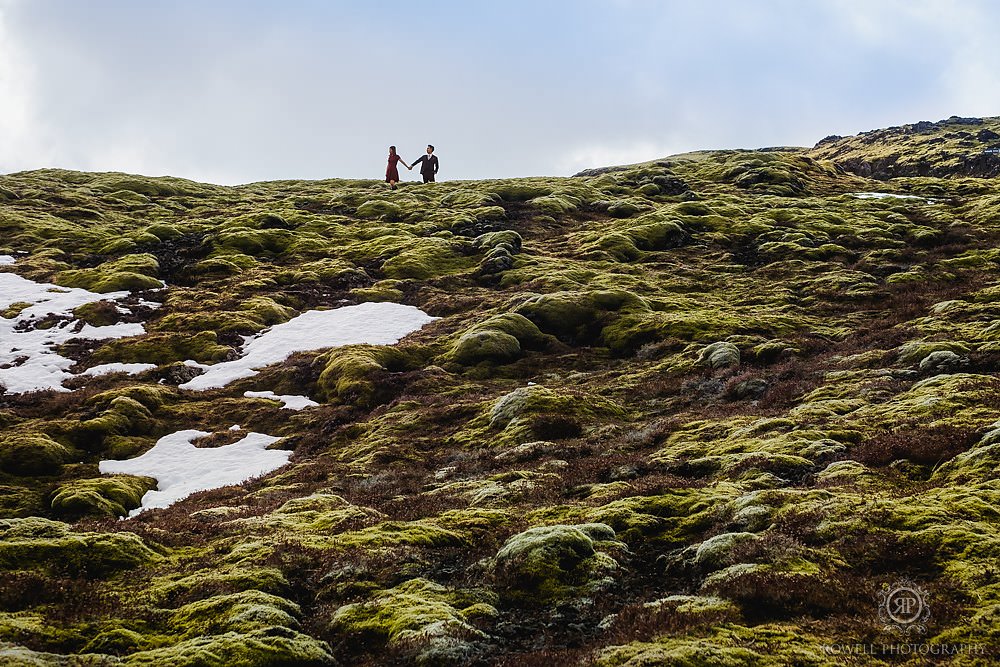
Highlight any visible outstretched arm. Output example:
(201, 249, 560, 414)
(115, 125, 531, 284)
(400, 160, 411, 170)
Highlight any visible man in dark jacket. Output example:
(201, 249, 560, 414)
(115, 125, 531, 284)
(412, 145, 439, 183)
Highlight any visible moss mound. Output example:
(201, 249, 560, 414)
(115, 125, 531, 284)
(49, 475, 157, 519)
(0, 435, 70, 477)
(0, 517, 159, 575)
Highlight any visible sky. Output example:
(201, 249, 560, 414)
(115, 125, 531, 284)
(1, 0, 999, 185)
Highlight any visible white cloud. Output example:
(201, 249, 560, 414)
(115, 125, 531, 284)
(1, 1, 999, 181)
(0, 2, 52, 172)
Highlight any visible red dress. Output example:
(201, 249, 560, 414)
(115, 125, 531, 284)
(385, 154, 402, 182)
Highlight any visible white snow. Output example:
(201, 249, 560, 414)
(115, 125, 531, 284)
(0, 255, 14, 266)
(244, 390, 319, 410)
(99, 429, 290, 516)
(851, 192, 935, 203)
(79, 363, 158, 378)
(0, 272, 146, 393)
(179, 302, 437, 391)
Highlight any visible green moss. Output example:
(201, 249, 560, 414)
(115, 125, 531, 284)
(91, 330, 233, 365)
(123, 628, 335, 666)
(170, 590, 302, 637)
(380, 237, 474, 280)
(71, 300, 121, 326)
(216, 228, 293, 256)
(87, 384, 175, 411)
(693, 532, 761, 570)
(0, 434, 70, 477)
(329, 578, 495, 645)
(238, 296, 294, 325)
(356, 199, 405, 221)
(228, 494, 383, 533)
(350, 279, 405, 302)
(69, 396, 155, 450)
(445, 313, 550, 366)
(473, 230, 522, 254)
(696, 341, 741, 368)
(515, 289, 649, 344)
(54, 253, 161, 293)
(596, 624, 840, 666)
(896, 340, 971, 364)
(626, 219, 688, 250)
(493, 523, 620, 601)
(0, 302, 32, 319)
(531, 194, 580, 215)
(50, 475, 157, 519)
(0, 517, 160, 575)
(316, 345, 420, 406)
(0, 485, 48, 519)
(606, 198, 651, 218)
(83, 627, 152, 654)
(150, 567, 290, 604)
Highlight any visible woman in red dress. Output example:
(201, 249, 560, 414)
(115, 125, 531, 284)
(385, 146, 411, 190)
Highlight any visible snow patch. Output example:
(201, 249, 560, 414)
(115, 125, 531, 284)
(179, 302, 437, 391)
(79, 363, 157, 378)
(99, 429, 290, 516)
(0, 255, 14, 266)
(0, 272, 146, 393)
(244, 390, 319, 410)
(851, 192, 936, 203)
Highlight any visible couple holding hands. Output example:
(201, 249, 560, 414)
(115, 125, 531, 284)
(385, 144, 439, 189)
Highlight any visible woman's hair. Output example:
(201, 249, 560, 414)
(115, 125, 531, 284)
(389, 145, 396, 153)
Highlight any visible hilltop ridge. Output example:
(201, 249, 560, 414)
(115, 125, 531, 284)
(810, 114, 1000, 178)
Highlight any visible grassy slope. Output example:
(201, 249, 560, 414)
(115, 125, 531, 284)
(1, 118, 1000, 664)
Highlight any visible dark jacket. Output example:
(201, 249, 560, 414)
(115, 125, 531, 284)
(413, 154, 439, 175)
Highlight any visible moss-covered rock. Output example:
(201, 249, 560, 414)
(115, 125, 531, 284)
(0, 434, 70, 477)
(170, 590, 302, 637)
(446, 313, 550, 366)
(49, 475, 157, 519)
(54, 253, 161, 293)
(124, 628, 335, 666)
(91, 330, 234, 365)
(356, 199, 405, 221)
(329, 578, 495, 650)
(316, 345, 420, 406)
(492, 523, 620, 601)
(696, 341, 741, 368)
(0, 517, 159, 575)
(515, 289, 648, 344)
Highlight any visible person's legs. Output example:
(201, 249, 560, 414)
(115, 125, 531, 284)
(423, 174, 434, 183)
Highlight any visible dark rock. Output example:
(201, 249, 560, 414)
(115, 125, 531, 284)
(650, 175, 690, 195)
(156, 362, 205, 385)
(814, 135, 843, 148)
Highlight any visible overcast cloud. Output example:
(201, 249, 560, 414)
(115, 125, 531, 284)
(1, 0, 998, 184)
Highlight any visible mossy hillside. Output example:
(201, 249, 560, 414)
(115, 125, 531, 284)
(4, 118, 1000, 663)
(810, 115, 1000, 179)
